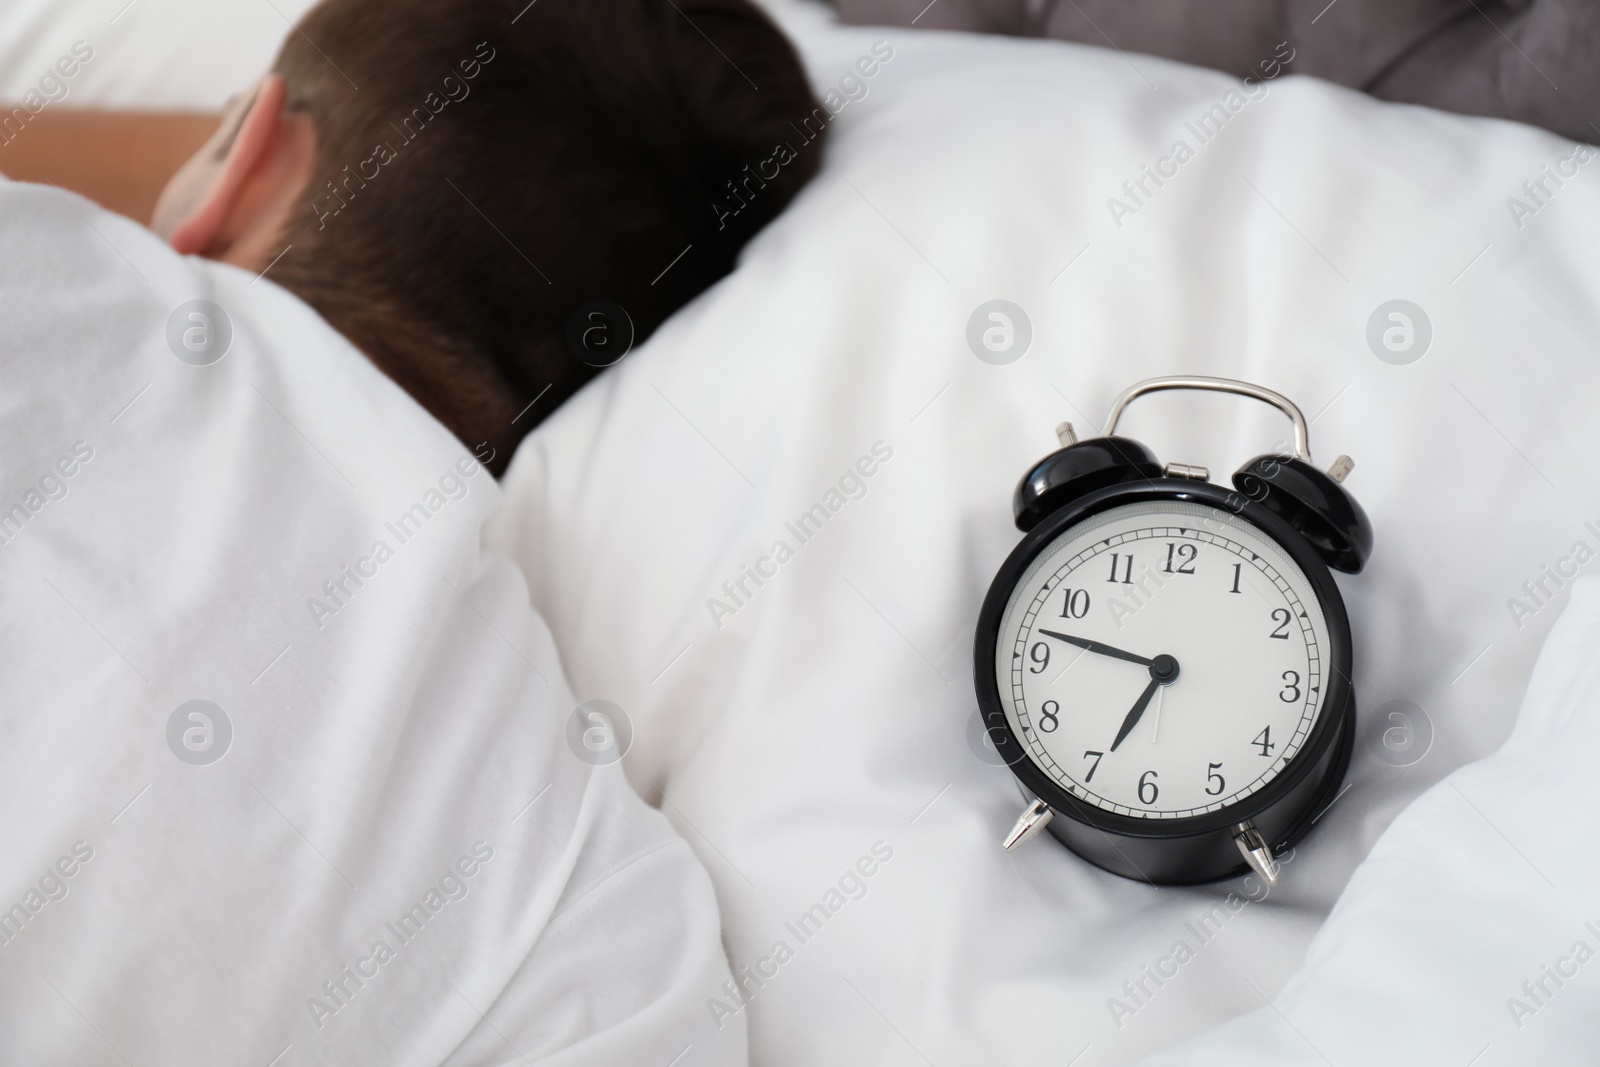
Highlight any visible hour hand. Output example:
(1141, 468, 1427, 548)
(1109, 679, 1160, 752)
(1037, 629, 1153, 668)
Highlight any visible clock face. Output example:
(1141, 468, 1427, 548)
(994, 499, 1332, 821)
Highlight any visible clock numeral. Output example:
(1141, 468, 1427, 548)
(1028, 642, 1050, 674)
(1038, 700, 1060, 733)
(1107, 552, 1134, 584)
(1138, 769, 1159, 805)
(1269, 607, 1292, 639)
(1163, 542, 1197, 575)
(1253, 726, 1276, 757)
(1082, 749, 1104, 782)
(1229, 563, 1243, 594)
(1280, 670, 1302, 703)
(1059, 588, 1090, 619)
(1205, 762, 1225, 796)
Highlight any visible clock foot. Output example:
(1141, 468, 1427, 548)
(1232, 821, 1280, 887)
(1003, 798, 1054, 851)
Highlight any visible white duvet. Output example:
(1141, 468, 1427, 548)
(0, 182, 743, 1067)
(1142, 574, 1600, 1058)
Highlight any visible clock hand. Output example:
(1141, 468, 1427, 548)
(1109, 679, 1160, 752)
(1036, 629, 1153, 668)
(1108, 654, 1181, 752)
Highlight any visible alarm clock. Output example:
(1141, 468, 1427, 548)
(974, 376, 1371, 886)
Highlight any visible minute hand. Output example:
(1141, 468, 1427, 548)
(1036, 630, 1154, 668)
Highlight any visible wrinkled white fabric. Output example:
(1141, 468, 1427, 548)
(1138, 577, 1600, 1062)
(0, 181, 744, 1067)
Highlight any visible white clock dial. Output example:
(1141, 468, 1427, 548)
(995, 500, 1331, 820)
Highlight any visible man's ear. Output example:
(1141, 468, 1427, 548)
(168, 74, 291, 257)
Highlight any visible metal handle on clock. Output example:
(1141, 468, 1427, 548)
(1100, 376, 1313, 463)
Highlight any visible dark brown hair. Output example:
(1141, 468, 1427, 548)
(272, 0, 822, 472)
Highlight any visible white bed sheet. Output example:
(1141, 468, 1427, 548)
(483, 6, 1600, 1065)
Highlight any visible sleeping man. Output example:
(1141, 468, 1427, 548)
(140, 0, 822, 471)
(0, 1, 824, 1062)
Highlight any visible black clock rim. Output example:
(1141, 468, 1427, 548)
(973, 478, 1355, 842)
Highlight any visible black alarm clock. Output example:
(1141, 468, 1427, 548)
(974, 377, 1371, 886)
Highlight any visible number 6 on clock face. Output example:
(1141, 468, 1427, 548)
(994, 499, 1332, 820)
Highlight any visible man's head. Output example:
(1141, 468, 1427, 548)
(152, 0, 823, 472)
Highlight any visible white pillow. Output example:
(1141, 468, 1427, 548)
(0, 179, 743, 1067)
(487, 13, 1600, 1066)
